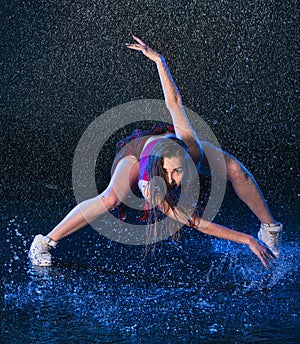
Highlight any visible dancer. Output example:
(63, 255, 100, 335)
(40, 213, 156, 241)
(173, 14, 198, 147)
(29, 36, 282, 268)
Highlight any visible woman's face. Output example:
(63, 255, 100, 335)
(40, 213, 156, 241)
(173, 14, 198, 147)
(162, 156, 184, 188)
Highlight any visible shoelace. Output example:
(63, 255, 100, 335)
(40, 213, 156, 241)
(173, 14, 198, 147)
(268, 231, 280, 247)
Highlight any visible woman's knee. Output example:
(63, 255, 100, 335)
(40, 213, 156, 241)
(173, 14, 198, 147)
(97, 189, 120, 210)
(225, 155, 249, 183)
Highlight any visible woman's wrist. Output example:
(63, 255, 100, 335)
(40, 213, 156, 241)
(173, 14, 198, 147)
(155, 54, 165, 65)
(245, 234, 255, 246)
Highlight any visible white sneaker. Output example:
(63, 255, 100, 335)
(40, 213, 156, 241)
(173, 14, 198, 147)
(28, 235, 57, 266)
(258, 222, 283, 258)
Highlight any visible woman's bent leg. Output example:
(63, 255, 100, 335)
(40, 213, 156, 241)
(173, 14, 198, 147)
(223, 153, 282, 256)
(29, 156, 140, 266)
(201, 142, 282, 256)
(224, 153, 275, 224)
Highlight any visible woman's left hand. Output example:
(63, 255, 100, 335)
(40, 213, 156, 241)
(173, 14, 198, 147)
(126, 35, 162, 63)
(248, 236, 276, 269)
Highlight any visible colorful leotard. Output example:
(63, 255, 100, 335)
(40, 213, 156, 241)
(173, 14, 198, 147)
(138, 138, 164, 182)
(110, 122, 175, 176)
(109, 122, 175, 221)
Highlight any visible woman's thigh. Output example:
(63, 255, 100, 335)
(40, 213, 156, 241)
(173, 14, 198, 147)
(199, 141, 239, 179)
(103, 155, 140, 204)
(198, 141, 224, 176)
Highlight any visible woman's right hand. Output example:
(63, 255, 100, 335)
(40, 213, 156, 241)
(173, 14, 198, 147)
(126, 35, 162, 64)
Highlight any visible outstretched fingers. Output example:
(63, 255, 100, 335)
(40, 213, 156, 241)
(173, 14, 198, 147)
(126, 35, 161, 63)
(132, 35, 147, 46)
(126, 44, 147, 53)
(126, 35, 147, 51)
(125, 43, 143, 51)
(251, 239, 276, 269)
(259, 252, 273, 269)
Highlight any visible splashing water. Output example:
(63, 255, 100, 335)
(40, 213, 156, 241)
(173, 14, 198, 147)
(1, 199, 299, 343)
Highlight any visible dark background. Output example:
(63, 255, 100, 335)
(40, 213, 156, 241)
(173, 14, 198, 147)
(1, 0, 299, 203)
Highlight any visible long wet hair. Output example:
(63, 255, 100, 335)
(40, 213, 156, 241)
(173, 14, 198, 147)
(146, 137, 202, 246)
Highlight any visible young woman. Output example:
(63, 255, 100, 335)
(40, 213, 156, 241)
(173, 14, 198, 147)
(29, 36, 282, 269)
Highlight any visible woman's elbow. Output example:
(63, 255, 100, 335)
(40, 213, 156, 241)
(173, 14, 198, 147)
(165, 97, 182, 110)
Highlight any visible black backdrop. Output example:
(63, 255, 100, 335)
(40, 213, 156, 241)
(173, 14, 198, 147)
(1, 0, 299, 202)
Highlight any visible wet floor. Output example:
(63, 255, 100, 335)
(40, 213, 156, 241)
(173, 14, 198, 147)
(1, 194, 299, 343)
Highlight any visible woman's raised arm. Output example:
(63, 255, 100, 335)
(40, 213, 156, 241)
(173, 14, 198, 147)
(126, 35, 203, 162)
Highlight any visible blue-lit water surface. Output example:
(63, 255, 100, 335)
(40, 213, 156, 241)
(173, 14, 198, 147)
(1, 195, 299, 343)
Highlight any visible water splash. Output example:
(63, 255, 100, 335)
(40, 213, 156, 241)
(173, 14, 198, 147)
(1, 196, 299, 343)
